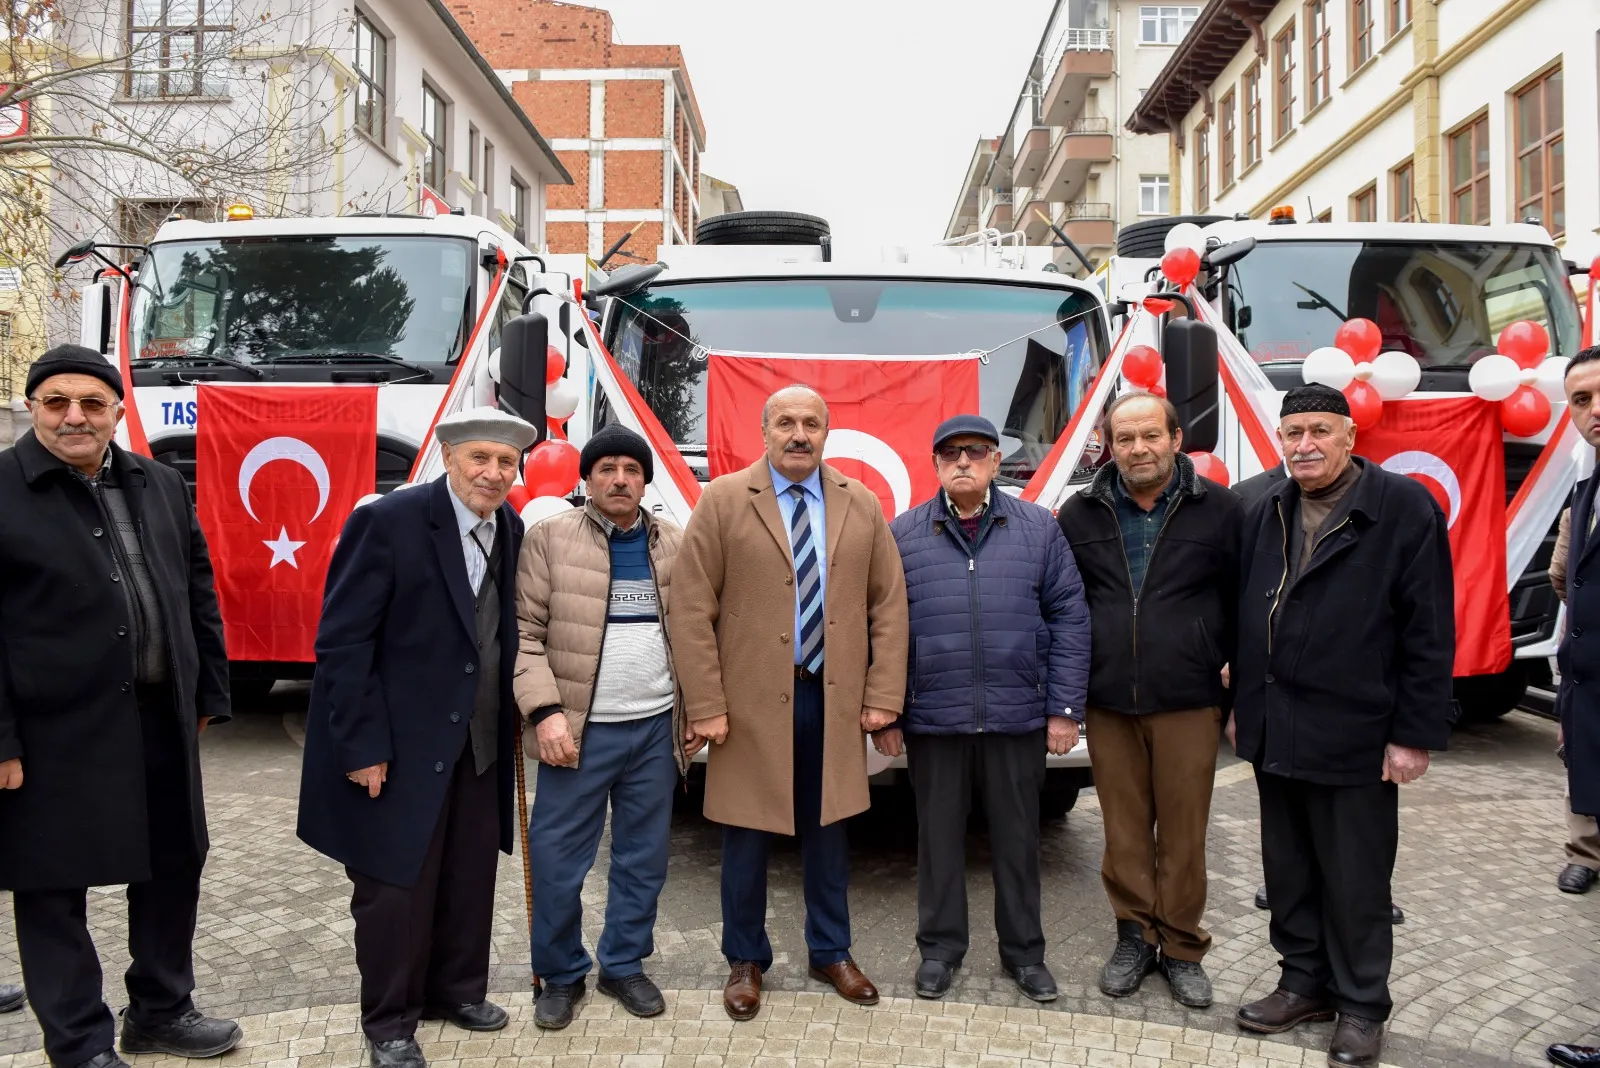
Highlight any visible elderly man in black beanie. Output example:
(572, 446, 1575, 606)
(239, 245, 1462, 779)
(1228, 383, 1454, 1067)
(0, 345, 239, 1068)
(513, 422, 687, 1030)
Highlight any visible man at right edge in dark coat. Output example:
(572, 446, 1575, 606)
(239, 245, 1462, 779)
(1229, 383, 1454, 1068)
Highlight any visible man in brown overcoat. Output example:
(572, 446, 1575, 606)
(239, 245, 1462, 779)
(670, 385, 909, 1022)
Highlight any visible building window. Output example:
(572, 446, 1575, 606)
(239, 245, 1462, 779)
(1350, 184, 1376, 221)
(1392, 158, 1414, 221)
(1449, 113, 1491, 225)
(1139, 6, 1200, 44)
(420, 81, 447, 194)
(1316, 208, 1332, 223)
(1218, 90, 1236, 188)
(1273, 21, 1296, 141)
(467, 125, 480, 186)
(353, 11, 386, 142)
(1515, 65, 1564, 237)
(117, 198, 216, 244)
(1243, 63, 1262, 167)
(1389, 0, 1411, 36)
(483, 141, 495, 212)
(1304, 1, 1330, 112)
(1139, 175, 1170, 215)
(510, 172, 529, 243)
(1352, 0, 1375, 68)
(127, 0, 233, 98)
(1194, 121, 1210, 211)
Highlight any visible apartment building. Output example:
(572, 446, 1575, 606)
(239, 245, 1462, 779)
(946, 0, 1200, 274)
(449, 0, 711, 261)
(1130, 0, 1600, 263)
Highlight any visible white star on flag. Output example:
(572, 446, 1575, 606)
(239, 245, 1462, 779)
(263, 527, 307, 569)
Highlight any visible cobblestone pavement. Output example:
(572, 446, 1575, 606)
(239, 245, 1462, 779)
(0, 688, 1594, 1068)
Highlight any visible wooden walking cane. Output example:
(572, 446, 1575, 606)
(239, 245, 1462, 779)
(513, 715, 540, 996)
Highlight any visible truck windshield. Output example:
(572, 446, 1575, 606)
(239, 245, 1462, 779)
(129, 235, 475, 365)
(1224, 239, 1581, 367)
(605, 278, 1105, 482)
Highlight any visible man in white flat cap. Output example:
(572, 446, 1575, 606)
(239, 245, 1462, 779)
(299, 407, 537, 1068)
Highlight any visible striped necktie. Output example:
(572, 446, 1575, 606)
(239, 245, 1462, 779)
(788, 485, 824, 673)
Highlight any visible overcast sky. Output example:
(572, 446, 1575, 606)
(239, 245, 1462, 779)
(584, 0, 1056, 248)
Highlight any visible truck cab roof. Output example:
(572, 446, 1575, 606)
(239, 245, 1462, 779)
(1197, 219, 1561, 249)
(148, 211, 531, 252)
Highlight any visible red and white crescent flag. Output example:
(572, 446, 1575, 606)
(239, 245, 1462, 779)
(1356, 396, 1510, 677)
(706, 353, 982, 518)
(196, 385, 378, 662)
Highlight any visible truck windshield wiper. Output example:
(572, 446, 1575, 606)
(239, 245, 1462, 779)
(264, 350, 434, 381)
(1290, 282, 1350, 321)
(128, 353, 265, 379)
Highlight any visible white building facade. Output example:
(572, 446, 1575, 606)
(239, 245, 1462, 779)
(1129, 0, 1600, 264)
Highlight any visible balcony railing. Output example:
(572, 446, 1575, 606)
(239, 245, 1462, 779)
(1062, 117, 1112, 135)
(1042, 28, 1114, 89)
(1059, 201, 1113, 221)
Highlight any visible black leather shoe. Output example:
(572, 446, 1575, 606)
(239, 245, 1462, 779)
(0, 984, 24, 1014)
(1328, 1013, 1383, 1066)
(1558, 864, 1597, 894)
(1390, 903, 1405, 924)
(367, 1038, 425, 1068)
(1255, 884, 1269, 910)
(1549, 1042, 1600, 1066)
(1006, 963, 1057, 1002)
(421, 1000, 508, 1032)
(1099, 920, 1157, 997)
(1236, 987, 1336, 1033)
(534, 978, 585, 1030)
(914, 959, 956, 999)
(73, 1053, 131, 1068)
(119, 1009, 243, 1058)
(1158, 955, 1213, 1008)
(598, 973, 666, 1018)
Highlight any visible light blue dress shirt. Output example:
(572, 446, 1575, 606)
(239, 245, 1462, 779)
(769, 463, 827, 665)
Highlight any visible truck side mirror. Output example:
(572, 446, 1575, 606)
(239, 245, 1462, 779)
(499, 312, 549, 437)
(79, 281, 111, 354)
(1163, 317, 1219, 453)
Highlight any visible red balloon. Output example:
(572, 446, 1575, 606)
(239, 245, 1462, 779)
(1160, 247, 1200, 287)
(1497, 320, 1549, 370)
(1188, 451, 1231, 485)
(1343, 380, 1383, 429)
(546, 346, 567, 384)
(523, 439, 580, 497)
(547, 417, 567, 441)
(1590, 255, 1600, 282)
(1334, 318, 1382, 362)
(1123, 344, 1163, 389)
(1501, 385, 1552, 437)
(506, 485, 532, 512)
(1148, 383, 1167, 398)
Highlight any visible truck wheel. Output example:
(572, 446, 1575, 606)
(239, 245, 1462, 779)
(1040, 787, 1079, 821)
(1115, 214, 1229, 258)
(695, 211, 830, 246)
(1452, 661, 1530, 724)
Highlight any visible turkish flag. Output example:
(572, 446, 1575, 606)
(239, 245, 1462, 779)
(706, 353, 982, 518)
(196, 385, 378, 662)
(1357, 397, 1510, 676)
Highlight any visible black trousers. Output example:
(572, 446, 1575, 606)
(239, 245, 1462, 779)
(348, 748, 500, 1042)
(1256, 768, 1398, 1020)
(906, 730, 1046, 968)
(13, 686, 202, 1068)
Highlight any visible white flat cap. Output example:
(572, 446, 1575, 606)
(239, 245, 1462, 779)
(435, 406, 538, 451)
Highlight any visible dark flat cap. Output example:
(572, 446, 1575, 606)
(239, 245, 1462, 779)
(580, 422, 653, 483)
(26, 344, 124, 400)
(933, 414, 1000, 450)
(1281, 383, 1350, 419)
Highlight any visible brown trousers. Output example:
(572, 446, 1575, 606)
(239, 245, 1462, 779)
(1567, 787, 1600, 869)
(1085, 705, 1220, 962)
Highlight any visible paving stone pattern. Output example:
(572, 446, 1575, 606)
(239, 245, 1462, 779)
(0, 693, 1593, 1068)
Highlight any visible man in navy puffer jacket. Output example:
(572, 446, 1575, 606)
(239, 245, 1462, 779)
(878, 415, 1090, 1003)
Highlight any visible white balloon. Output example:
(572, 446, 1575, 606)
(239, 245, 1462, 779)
(488, 347, 503, 384)
(1163, 222, 1206, 255)
(519, 496, 573, 528)
(1302, 346, 1356, 390)
(1536, 356, 1571, 402)
(1468, 354, 1522, 402)
(354, 493, 383, 508)
(1369, 350, 1421, 401)
(546, 377, 580, 420)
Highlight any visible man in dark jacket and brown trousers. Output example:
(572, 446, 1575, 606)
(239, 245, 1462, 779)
(1058, 392, 1242, 1010)
(1230, 384, 1453, 1068)
(0, 345, 240, 1068)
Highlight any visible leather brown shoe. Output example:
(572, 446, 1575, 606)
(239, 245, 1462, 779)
(1328, 1014, 1383, 1066)
(1236, 987, 1336, 1034)
(723, 961, 762, 1021)
(809, 959, 880, 1005)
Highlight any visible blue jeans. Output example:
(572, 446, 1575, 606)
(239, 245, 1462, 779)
(528, 712, 678, 986)
(719, 676, 851, 970)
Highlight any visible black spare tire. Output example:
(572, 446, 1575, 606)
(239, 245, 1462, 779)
(1115, 214, 1229, 258)
(696, 210, 831, 246)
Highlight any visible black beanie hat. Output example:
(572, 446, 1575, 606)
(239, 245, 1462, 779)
(580, 423, 654, 483)
(25, 344, 125, 400)
(1280, 383, 1350, 419)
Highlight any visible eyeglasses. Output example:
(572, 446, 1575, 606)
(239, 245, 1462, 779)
(936, 444, 995, 463)
(33, 395, 116, 415)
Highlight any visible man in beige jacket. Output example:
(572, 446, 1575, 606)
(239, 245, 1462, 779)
(514, 424, 686, 1031)
(670, 385, 909, 1022)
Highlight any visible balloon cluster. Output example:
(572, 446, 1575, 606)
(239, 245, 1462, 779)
(1300, 319, 1420, 430)
(1159, 223, 1204, 287)
(1466, 321, 1564, 438)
